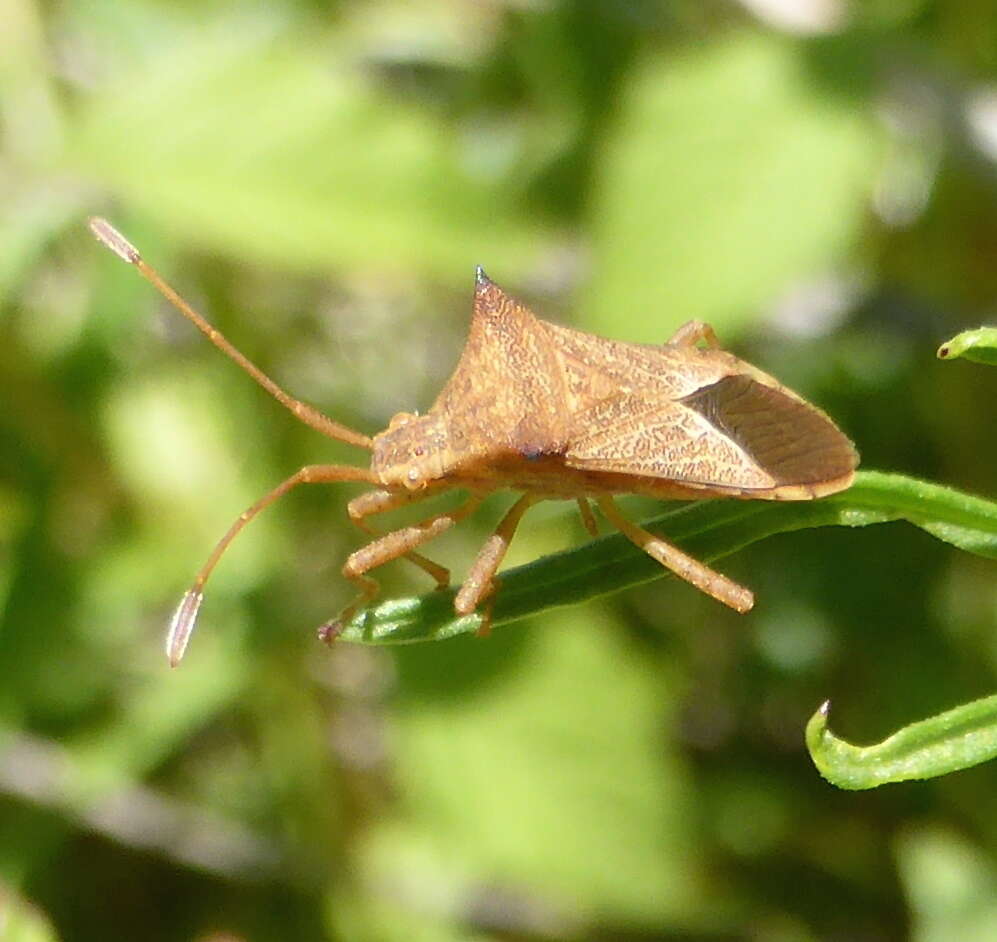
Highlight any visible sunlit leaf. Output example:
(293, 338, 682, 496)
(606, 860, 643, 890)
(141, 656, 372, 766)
(896, 828, 997, 939)
(363, 613, 704, 926)
(584, 32, 880, 339)
(70, 18, 550, 281)
(0, 886, 61, 942)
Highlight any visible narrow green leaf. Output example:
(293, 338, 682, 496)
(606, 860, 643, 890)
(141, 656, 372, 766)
(806, 696, 997, 790)
(937, 327, 997, 365)
(333, 470, 997, 643)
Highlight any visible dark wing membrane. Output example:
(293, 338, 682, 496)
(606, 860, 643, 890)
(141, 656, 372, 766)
(679, 374, 857, 486)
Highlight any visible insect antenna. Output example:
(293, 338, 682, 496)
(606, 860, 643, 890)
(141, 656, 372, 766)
(89, 219, 381, 666)
(88, 217, 372, 451)
(166, 463, 377, 667)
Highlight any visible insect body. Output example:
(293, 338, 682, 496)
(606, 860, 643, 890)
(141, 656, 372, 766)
(89, 218, 858, 666)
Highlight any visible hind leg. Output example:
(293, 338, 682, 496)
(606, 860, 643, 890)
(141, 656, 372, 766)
(596, 496, 753, 613)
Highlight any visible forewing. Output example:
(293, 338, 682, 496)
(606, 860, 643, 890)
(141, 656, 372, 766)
(544, 322, 731, 405)
(565, 392, 779, 490)
(565, 373, 857, 492)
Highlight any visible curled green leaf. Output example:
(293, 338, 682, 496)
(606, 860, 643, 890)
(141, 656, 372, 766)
(333, 470, 997, 643)
(806, 696, 997, 789)
(937, 327, 997, 365)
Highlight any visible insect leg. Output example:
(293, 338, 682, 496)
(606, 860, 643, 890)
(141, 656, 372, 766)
(454, 493, 539, 636)
(595, 496, 754, 613)
(166, 464, 377, 667)
(576, 497, 599, 538)
(319, 495, 484, 642)
(666, 320, 720, 348)
(348, 489, 451, 588)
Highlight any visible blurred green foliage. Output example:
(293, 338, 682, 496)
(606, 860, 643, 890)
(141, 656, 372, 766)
(4, 1, 997, 940)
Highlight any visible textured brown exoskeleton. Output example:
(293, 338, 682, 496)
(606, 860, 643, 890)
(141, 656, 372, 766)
(89, 218, 858, 666)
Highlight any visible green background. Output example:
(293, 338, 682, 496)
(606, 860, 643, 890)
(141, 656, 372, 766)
(4, 1, 997, 938)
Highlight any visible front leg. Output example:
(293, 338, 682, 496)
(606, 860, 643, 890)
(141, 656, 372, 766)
(348, 489, 450, 587)
(319, 496, 484, 642)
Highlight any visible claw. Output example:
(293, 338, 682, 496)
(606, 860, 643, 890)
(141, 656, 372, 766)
(317, 619, 344, 645)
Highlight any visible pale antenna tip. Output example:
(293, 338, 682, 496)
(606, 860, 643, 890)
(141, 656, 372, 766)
(475, 265, 492, 289)
(88, 217, 141, 264)
(166, 589, 203, 668)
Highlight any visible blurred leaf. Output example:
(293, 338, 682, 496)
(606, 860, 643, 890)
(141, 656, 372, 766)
(937, 327, 997, 365)
(0, 0, 71, 300)
(362, 612, 704, 929)
(807, 696, 997, 790)
(0, 885, 61, 942)
(68, 632, 254, 791)
(69, 17, 552, 281)
(327, 882, 492, 942)
(0, 729, 281, 882)
(336, 471, 997, 643)
(897, 827, 997, 942)
(0, 487, 27, 633)
(584, 31, 879, 340)
(0, 187, 86, 303)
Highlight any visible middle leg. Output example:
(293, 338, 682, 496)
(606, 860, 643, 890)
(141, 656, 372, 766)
(455, 493, 539, 635)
